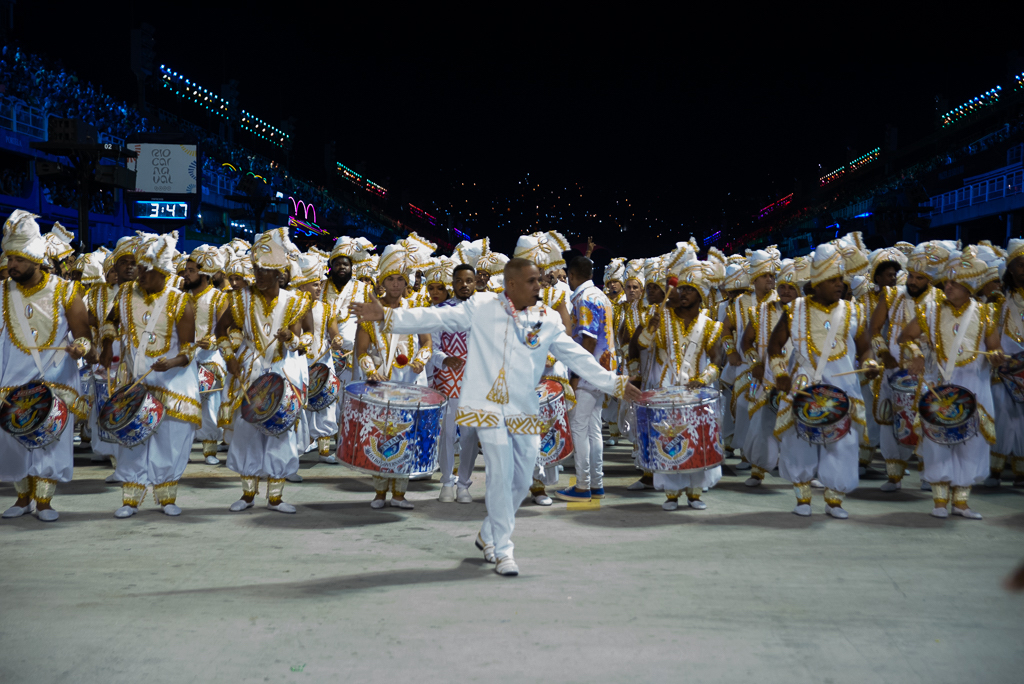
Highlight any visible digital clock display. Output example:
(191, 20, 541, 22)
(134, 201, 189, 220)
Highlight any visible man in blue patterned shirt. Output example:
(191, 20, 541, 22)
(557, 257, 616, 502)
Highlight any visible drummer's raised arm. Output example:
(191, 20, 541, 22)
(375, 297, 476, 336)
(550, 330, 640, 402)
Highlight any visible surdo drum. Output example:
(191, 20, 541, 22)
(792, 384, 852, 445)
(917, 384, 979, 445)
(0, 382, 70, 449)
(634, 386, 724, 474)
(338, 381, 446, 476)
(306, 362, 341, 412)
(888, 369, 920, 447)
(240, 372, 303, 437)
(535, 379, 574, 468)
(98, 382, 165, 448)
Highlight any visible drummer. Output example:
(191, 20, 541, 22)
(1, 210, 93, 523)
(355, 240, 434, 509)
(184, 245, 230, 466)
(988, 238, 1024, 487)
(767, 242, 880, 519)
(897, 246, 1007, 519)
(635, 248, 725, 510)
(215, 228, 313, 514)
(353, 257, 641, 577)
(99, 232, 201, 518)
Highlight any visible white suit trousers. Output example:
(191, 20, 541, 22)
(478, 430, 541, 559)
(569, 387, 604, 490)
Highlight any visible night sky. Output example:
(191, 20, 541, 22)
(11, 5, 1020, 255)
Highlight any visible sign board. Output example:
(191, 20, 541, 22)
(128, 143, 198, 194)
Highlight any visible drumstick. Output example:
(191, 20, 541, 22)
(965, 349, 1001, 356)
(832, 368, 876, 377)
(126, 368, 154, 393)
(199, 388, 222, 395)
(31, 346, 69, 351)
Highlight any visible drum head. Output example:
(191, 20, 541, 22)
(640, 385, 720, 407)
(918, 385, 977, 427)
(309, 363, 332, 396)
(536, 379, 564, 403)
(999, 351, 1024, 374)
(345, 381, 446, 408)
(242, 373, 287, 423)
(888, 369, 919, 393)
(768, 389, 781, 414)
(0, 383, 54, 436)
(99, 383, 150, 431)
(793, 384, 850, 426)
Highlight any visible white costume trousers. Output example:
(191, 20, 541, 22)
(0, 417, 75, 483)
(306, 404, 339, 442)
(456, 423, 481, 490)
(114, 419, 194, 486)
(920, 433, 989, 487)
(720, 384, 735, 448)
(778, 428, 860, 494)
(478, 430, 540, 559)
(992, 383, 1024, 464)
(226, 416, 299, 479)
(654, 466, 722, 494)
(438, 398, 461, 487)
(742, 404, 779, 474)
(195, 391, 223, 443)
(569, 387, 605, 490)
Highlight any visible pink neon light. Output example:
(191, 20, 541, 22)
(288, 196, 317, 223)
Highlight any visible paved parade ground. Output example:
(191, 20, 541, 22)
(2, 441, 1022, 684)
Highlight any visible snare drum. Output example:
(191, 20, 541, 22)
(306, 363, 341, 412)
(997, 351, 1024, 403)
(240, 372, 303, 437)
(536, 379, 574, 468)
(888, 369, 920, 447)
(634, 386, 724, 474)
(198, 364, 222, 393)
(338, 381, 446, 476)
(93, 377, 117, 443)
(98, 382, 165, 448)
(792, 384, 852, 445)
(917, 384, 978, 445)
(0, 382, 70, 449)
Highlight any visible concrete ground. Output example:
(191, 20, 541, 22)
(1, 437, 1022, 684)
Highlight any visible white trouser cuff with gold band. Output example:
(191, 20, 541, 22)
(202, 440, 219, 457)
(685, 487, 702, 501)
(990, 452, 1007, 473)
(241, 475, 259, 497)
(750, 465, 767, 480)
(664, 490, 681, 501)
(33, 477, 56, 503)
(858, 446, 874, 466)
(530, 478, 546, 494)
(153, 481, 178, 505)
(317, 436, 332, 456)
(794, 482, 812, 504)
(14, 476, 32, 496)
(267, 478, 285, 505)
(952, 485, 971, 508)
(823, 488, 845, 507)
(885, 459, 907, 481)
(930, 482, 950, 506)
(122, 482, 147, 507)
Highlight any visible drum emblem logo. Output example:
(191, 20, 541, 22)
(540, 419, 561, 458)
(367, 415, 414, 465)
(652, 420, 694, 463)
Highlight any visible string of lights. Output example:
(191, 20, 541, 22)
(240, 110, 289, 148)
(942, 87, 1001, 127)
(819, 147, 880, 186)
(159, 66, 230, 120)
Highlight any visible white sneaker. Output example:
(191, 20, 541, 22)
(880, 480, 902, 492)
(304, 441, 317, 454)
(495, 556, 519, 576)
(390, 498, 414, 509)
(162, 504, 182, 516)
(229, 499, 254, 512)
(319, 455, 339, 465)
(920, 481, 932, 492)
(370, 498, 386, 509)
(793, 503, 812, 517)
(285, 473, 303, 483)
(825, 505, 848, 519)
(36, 507, 59, 522)
(2, 502, 34, 518)
(735, 461, 751, 471)
(983, 476, 1000, 488)
(114, 505, 137, 519)
(532, 493, 553, 506)
(744, 477, 762, 487)
(438, 485, 456, 503)
(662, 499, 679, 511)
(626, 479, 649, 491)
(605, 438, 617, 446)
(810, 479, 825, 489)
(205, 455, 221, 466)
(930, 506, 949, 518)
(688, 499, 707, 510)
(456, 487, 473, 504)
(951, 507, 982, 520)
(268, 501, 297, 513)
(475, 533, 496, 563)
(408, 471, 432, 481)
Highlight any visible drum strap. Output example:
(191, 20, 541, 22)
(9, 283, 49, 378)
(941, 301, 978, 382)
(134, 290, 170, 376)
(813, 302, 844, 383)
(260, 293, 289, 370)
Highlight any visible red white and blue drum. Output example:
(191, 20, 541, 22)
(338, 381, 446, 476)
(98, 382, 165, 447)
(918, 384, 979, 445)
(198, 364, 222, 393)
(0, 382, 70, 449)
(634, 386, 724, 474)
(93, 378, 117, 443)
(536, 379, 574, 468)
(306, 362, 341, 412)
(997, 351, 1024, 403)
(888, 369, 920, 447)
(792, 384, 852, 445)
(240, 372, 303, 437)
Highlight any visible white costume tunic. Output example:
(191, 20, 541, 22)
(637, 309, 724, 496)
(0, 274, 86, 484)
(222, 288, 310, 479)
(305, 297, 339, 449)
(190, 284, 227, 450)
(742, 297, 790, 478)
(991, 289, 1024, 474)
(86, 282, 119, 459)
(775, 297, 866, 500)
(916, 295, 996, 487)
(381, 292, 627, 559)
(359, 299, 430, 387)
(729, 292, 768, 457)
(112, 283, 201, 488)
(322, 278, 371, 428)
